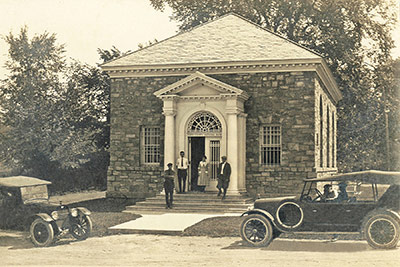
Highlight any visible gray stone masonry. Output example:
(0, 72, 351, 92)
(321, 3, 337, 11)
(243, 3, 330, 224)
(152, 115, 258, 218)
(107, 71, 331, 199)
(213, 72, 316, 197)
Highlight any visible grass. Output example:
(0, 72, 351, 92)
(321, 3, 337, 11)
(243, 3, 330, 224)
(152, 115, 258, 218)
(69, 198, 141, 237)
(183, 216, 242, 237)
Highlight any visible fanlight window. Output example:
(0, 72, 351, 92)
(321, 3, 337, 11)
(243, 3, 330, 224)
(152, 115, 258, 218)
(187, 112, 222, 136)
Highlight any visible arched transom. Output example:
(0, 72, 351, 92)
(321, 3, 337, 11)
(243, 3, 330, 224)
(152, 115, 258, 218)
(187, 112, 222, 136)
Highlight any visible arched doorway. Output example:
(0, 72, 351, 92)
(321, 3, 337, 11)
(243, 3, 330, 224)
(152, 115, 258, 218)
(187, 111, 222, 191)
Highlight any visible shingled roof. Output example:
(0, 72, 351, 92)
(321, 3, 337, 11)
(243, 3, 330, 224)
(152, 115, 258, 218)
(102, 13, 321, 68)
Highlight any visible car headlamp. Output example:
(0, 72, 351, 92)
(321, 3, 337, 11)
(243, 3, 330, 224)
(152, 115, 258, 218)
(51, 211, 59, 220)
(70, 208, 79, 217)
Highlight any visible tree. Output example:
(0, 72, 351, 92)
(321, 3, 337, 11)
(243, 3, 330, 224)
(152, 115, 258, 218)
(0, 28, 109, 182)
(150, 0, 398, 171)
(98, 45, 131, 63)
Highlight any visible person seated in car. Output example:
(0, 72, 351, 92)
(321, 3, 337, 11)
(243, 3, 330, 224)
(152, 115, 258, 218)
(322, 184, 336, 202)
(335, 182, 349, 203)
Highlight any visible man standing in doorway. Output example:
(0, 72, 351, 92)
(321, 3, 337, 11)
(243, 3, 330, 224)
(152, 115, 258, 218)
(217, 156, 231, 200)
(176, 151, 189, 193)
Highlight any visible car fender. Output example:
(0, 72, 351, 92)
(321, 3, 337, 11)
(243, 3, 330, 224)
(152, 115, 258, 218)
(34, 213, 54, 222)
(76, 207, 91, 216)
(361, 208, 400, 233)
(241, 209, 276, 226)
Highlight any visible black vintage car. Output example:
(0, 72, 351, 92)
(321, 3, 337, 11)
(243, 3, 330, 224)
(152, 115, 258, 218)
(240, 170, 400, 249)
(0, 176, 92, 247)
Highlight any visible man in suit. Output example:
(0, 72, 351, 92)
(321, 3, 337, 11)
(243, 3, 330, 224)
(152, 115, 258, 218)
(217, 156, 231, 200)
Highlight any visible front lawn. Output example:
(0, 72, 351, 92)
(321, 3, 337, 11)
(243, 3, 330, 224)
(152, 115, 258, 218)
(69, 198, 141, 237)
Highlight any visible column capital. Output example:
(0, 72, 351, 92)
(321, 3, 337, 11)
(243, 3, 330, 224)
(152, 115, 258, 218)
(162, 109, 177, 117)
(226, 107, 243, 115)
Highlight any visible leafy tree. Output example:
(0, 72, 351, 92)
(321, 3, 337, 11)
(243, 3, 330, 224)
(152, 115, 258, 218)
(0, 28, 110, 183)
(150, 0, 398, 171)
(98, 45, 131, 63)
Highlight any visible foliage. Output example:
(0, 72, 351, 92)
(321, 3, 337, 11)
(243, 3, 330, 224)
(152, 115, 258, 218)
(150, 0, 398, 171)
(98, 45, 125, 63)
(137, 38, 158, 49)
(0, 28, 110, 189)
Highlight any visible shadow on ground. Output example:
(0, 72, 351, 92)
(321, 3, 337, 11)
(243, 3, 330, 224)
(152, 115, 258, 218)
(223, 239, 373, 252)
(0, 231, 34, 249)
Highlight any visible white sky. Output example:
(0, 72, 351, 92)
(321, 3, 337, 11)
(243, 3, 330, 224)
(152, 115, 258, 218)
(0, 0, 399, 80)
(0, 0, 179, 78)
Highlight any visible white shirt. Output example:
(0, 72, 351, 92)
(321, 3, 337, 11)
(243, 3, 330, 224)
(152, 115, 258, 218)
(220, 162, 226, 175)
(176, 157, 189, 170)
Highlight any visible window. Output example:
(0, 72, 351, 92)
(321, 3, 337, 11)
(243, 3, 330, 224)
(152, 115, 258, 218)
(187, 111, 222, 136)
(260, 126, 281, 166)
(327, 106, 330, 168)
(319, 96, 323, 168)
(332, 112, 335, 168)
(142, 127, 160, 164)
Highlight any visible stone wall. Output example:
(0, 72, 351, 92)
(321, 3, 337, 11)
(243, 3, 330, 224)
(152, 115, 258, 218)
(314, 78, 338, 177)
(107, 76, 182, 199)
(107, 71, 337, 199)
(213, 72, 317, 197)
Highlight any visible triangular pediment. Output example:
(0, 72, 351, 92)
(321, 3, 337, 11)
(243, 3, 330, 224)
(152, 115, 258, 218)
(154, 72, 248, 99)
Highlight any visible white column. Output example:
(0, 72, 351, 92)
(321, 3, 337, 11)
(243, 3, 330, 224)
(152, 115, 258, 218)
(162, 98, 177, 169)
(226, 106, 239, 195)
(238, 112, 247, 192)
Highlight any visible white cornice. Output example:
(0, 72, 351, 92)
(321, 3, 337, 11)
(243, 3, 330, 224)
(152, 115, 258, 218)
(104, 59, 342, 104)
(154, 71, 249, 101)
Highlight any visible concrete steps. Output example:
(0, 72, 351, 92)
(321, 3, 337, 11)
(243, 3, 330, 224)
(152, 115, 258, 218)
(124, 191, 253, 214)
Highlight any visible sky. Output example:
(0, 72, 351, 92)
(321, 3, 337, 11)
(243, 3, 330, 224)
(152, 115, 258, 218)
(0, 0, 179, 78)
(0, 0, 399, 80)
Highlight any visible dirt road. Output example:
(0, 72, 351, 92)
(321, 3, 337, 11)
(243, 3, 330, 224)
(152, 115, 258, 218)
(1, 230, 399, 266)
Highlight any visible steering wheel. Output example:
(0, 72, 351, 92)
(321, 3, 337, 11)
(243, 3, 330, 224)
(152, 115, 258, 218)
(313, 188, 323, 201)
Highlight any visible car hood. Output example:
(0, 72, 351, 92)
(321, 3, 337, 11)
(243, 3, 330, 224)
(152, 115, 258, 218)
(255, 195, 297, 204)
(253, 195, 298, 211)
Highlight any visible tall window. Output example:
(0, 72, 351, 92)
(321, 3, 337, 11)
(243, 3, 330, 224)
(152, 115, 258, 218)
(260, 126, 281, 166)
(319, 96, 323, 168)
(142, 127, 160, 164)
(332, 112, 335, 168)
(327, 106, 330, 168)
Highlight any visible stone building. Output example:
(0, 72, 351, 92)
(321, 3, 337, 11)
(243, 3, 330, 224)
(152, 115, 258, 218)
(101, 14, 342, 199)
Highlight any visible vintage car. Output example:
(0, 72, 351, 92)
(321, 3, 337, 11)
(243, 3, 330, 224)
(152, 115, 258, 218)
(0, 176, 92, 247)
(240, 170, 400, 249)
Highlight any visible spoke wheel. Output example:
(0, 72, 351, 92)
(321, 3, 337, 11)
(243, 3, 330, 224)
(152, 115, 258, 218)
(70, 215, 93, 240)
(30, 218, 54, 247)
(365, 214, 400, 249)
(240, 214, 274, 247)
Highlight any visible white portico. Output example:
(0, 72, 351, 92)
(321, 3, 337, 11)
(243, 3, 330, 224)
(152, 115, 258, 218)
(154, 72, 249, 194)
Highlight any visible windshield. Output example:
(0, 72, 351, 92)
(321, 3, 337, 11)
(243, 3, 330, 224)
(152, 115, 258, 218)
(301, 180, 391, 203)
(20, 185, 49, 203)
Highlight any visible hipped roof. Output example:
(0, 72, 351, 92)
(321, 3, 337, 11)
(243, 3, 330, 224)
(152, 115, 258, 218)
(102, 13, 321, 68)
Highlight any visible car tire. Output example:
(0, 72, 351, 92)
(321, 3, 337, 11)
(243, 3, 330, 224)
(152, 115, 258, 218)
(240, 214, 274, 247)
(364, 213, 400, 249)
(70, 215, 93, 241)
(30, 218, 54, 247)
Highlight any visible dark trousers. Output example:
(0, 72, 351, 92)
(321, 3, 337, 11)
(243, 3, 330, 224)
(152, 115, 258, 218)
(165, 191, 173, 207)
(177, 169, 187, 192)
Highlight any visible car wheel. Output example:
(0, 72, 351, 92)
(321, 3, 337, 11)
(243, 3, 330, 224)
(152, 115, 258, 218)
(30, 218, 54, 247)
(364, 214, 400, 249)
(70, 215, 93, 241)
(240, 214, 274, 247)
